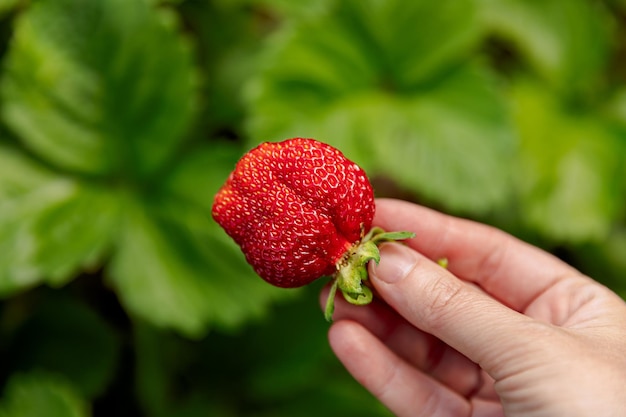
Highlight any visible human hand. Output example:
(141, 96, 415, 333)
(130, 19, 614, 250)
(321, 199, 626, 417)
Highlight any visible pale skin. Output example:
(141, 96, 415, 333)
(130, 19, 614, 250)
(321, 198, 626, 417)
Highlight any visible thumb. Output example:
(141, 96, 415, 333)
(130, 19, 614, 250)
(369, 242, 547, 373)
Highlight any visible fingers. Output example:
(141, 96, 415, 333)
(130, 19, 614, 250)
(368, 242, 552, 373)
(320, 285, 484, 397)
(328, 320, 471, 417)
(373, 198, 581, 311)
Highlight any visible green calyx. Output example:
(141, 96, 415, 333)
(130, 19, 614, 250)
(324, 227, 415, 322)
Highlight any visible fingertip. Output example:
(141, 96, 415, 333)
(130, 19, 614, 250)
(327, 319, 355, 348)
(370, 242, 424, 285)
(327, 320, 380, 375)
(327, 320, 371, 369)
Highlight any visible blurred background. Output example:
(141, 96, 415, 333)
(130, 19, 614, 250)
(0, 0, 625, 415)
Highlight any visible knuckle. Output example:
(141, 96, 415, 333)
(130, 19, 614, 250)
(420, 274, 468, 331)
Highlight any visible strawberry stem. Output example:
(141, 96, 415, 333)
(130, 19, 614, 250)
(324, 279, 339, 322)
(324, 228, 415, 322)
(371, 230, 416, 244)
(336, 239, 378, 305)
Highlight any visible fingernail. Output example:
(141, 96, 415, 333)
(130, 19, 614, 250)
(371, 243, 419, 284)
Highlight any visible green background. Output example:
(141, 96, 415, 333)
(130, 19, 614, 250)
(0, 0, 625, 415)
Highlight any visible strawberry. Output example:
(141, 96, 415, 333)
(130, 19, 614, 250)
(212, 138, 414, 320)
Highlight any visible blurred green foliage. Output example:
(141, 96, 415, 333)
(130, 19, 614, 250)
(0, 0, 624, 415)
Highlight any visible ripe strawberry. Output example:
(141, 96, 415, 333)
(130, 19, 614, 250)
(212, 138, 413, 320)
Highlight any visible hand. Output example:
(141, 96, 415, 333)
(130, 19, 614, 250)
(321, 199, 626, 417)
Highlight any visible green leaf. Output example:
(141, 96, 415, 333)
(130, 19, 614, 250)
(1, 0, 196, 177)
(249, 0, 481, 102)
(0, 179, 119, 296)
(479, 0, 613, 96)
(253, 0, 331, 20)
(5, 296, 120, 399)
(29, 184, 119, 285)
(163, 143, 243, 212)
(0, 179, 75, 296)
(110, 143, 294, 336)
(249, 68, 515, 212)
(247, 0, 515, 213)
(109, 195, 294, 337)
(604, 88, 626, 129)
(0, 372, 88, 417)
(512, 80, 624, 242)
(370, 66, 516, 212)
(0, 143, 56, 199)
(144, 0, 185, 5)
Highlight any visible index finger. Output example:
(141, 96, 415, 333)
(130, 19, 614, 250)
(373, 198, 580, 311)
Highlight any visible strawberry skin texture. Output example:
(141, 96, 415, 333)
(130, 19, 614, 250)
(212, 138, 375, 288)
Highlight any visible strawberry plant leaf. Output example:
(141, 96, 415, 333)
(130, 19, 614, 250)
(29, 184, 119, 285)
(0, 143, 56, 199)
(109, 194, 293, 337)
(0, 178, 76, 296)
(144, 0, 185, 5)
(0, 173, 118, 296)
(162, 143, 243, 212)
(0, 145, 119, 291)
(512, 80, 624, 242)
(255, 0, 331, 19)
(369, 65, 515, 212)
(0, 372, 88, 417)
(0, 0, 290, 335)
(247, 0, 515, 213)
(1, 0, 195, 177)
(248, 0, 480, 103)
(479, 0, 613, 96)
(604, 88, 626, 128)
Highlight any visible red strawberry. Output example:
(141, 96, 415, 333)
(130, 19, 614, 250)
(212, 138, 413, 320)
